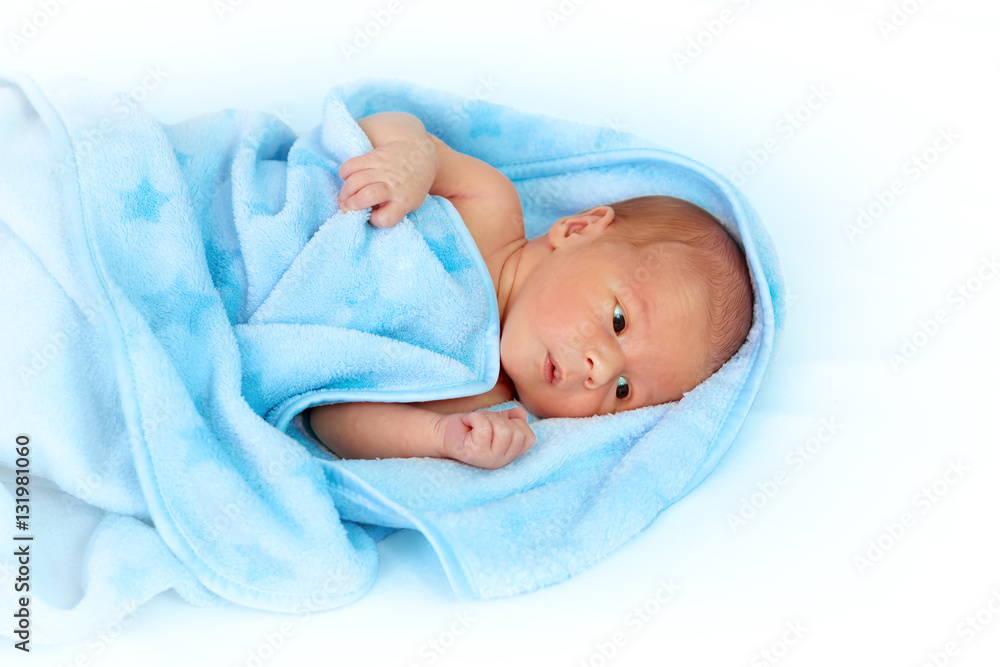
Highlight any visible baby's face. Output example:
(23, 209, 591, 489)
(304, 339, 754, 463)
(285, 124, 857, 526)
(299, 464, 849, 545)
(500, 228, 713, 419)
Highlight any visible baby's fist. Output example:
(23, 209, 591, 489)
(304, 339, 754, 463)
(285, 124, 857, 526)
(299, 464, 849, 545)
(337, 136, 437, 228)
(437, 407, 535, 469)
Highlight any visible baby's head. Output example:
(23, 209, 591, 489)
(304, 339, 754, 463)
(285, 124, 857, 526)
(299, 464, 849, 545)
(499, 195, 753, 418)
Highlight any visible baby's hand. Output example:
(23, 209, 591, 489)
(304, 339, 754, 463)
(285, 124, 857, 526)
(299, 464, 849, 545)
(436, 407, 536, 469)
(337, 135, 437, 228)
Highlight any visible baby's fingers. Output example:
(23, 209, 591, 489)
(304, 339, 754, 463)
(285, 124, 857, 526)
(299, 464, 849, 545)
(514, 421, 535, 457)
(491, 421, 515, 457)
(368, 201, 406, 228)
(338, 169, 379, 208)
(501, 406, 528, 422)
(462, 411, 492, 446)
(338, 153, 376, 181)
(489, 412, 533, 463)
(340, 182, 391, 214)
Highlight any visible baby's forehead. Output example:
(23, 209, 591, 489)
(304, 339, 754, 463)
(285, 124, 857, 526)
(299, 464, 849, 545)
(612, 242, 701, 291)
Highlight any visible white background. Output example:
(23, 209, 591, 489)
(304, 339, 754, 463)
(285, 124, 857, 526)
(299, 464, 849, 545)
(3, 0, 999, 665)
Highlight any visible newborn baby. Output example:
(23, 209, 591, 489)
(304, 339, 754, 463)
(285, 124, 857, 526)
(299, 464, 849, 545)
(308, 112, 753, 469)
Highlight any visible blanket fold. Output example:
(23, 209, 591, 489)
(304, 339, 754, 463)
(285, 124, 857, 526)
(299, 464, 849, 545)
(0, 73, 784, 643)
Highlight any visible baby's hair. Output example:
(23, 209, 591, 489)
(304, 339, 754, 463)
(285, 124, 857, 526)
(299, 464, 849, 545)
(594, 195, 754, 379)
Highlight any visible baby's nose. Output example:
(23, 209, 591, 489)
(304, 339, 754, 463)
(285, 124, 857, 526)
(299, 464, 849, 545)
(583, 344, 624, 389)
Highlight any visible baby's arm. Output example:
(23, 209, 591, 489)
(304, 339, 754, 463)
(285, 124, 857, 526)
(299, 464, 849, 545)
(337, 112, 438, 227)
(313, 113, 532, 469)
(308, 402, 534, 470)
(339, 112, 525, 259)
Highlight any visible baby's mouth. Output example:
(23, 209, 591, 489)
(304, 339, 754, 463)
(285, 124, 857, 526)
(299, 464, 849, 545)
(543, 351, 561, 384)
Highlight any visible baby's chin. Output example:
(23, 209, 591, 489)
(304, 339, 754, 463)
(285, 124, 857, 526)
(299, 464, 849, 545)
(512, 389, 587, 420)
(508, 384, 547, 419)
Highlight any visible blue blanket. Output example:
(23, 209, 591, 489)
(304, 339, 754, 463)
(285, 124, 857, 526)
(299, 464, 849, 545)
(0, 73, 784, 643)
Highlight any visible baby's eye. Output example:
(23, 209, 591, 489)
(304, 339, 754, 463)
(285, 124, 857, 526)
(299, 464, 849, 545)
(616, 376, 630, 400)
(613, 302, 626, 335)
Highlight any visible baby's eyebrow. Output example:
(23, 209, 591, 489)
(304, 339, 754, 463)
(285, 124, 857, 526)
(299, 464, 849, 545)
(615, 273, 650, 323)
(632, 287, 650, 330)
(625, 288, 655, 411)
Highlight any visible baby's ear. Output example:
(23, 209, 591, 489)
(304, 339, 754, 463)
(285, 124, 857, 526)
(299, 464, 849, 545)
(547, 206, 615, 248)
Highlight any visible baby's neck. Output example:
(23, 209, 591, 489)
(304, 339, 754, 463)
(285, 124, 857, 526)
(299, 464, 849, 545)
(496, 234, 548, 329)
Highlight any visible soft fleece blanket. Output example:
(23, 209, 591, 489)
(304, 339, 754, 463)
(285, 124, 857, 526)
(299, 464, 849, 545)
(0, 74, 784, 644)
